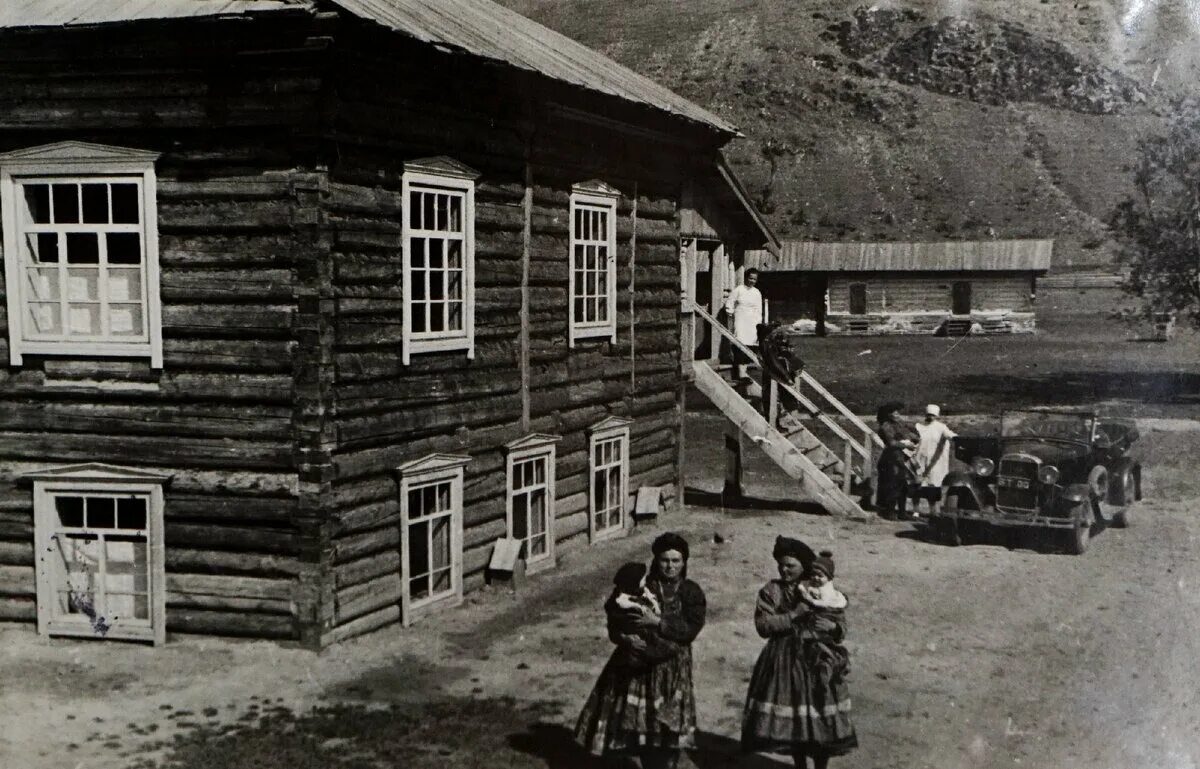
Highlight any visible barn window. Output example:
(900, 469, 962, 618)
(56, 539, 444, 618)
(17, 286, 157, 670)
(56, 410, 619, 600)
(505, 434, 561, 574)
(588, 416, 631, 542)
(396, 453, 469, 626)
(401, 159, 479, 365)
(569, 182, 619, 346)
(1, 142, 162, 368)
(24, 463, 169, 645)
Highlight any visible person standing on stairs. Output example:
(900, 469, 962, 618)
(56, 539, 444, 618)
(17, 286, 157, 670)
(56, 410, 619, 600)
(725, 268, 763, 384)
(875, 402, 917, 520)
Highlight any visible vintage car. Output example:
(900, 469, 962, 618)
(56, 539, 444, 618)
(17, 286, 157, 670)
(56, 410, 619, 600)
(932, 409, 1142, 554)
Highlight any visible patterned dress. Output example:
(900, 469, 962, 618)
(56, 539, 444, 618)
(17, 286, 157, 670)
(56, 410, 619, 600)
(741, 580, 858, 758)
(575, 576, 707, 756)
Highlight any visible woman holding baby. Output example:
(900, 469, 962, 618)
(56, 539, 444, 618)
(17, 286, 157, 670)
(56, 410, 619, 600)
(575, 532, 706, 769)
(741, 536, 858, 769)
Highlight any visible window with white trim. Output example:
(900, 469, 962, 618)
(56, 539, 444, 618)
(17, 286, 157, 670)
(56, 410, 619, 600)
(25, 464, 168, 645)
(569, 183, 619, 346)
(397, 453, 469, 626)
(401, 159, 478, 364)
(1, 142, 162, 368)
(505, 435, 560, 573)
(588, 417, 631, 542)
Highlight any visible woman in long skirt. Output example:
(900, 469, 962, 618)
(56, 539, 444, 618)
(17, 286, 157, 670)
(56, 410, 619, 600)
(742, 536, 857, 769)
(876, 401, 918, 519)
(576, 532, 707, 769)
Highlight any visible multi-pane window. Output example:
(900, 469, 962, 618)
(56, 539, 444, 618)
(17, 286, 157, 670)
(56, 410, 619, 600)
(397, 453, 469, 626)
(1, 142, 161, 367)
(588, 417, 631, 542)
(569, 185, 619, 346)
(506, 435, 560, 573)
(28, 464, 167, 645)
(405, 480, 455, 605)
(401, 162, 476, 364)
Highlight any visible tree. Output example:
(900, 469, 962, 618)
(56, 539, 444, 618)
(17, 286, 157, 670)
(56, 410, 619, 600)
(1109, 99, 1200, 326)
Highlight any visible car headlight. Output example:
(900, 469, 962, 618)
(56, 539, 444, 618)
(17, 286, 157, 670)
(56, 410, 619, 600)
(1038, 465, 1060, 485)
(972, 457, 995, 477)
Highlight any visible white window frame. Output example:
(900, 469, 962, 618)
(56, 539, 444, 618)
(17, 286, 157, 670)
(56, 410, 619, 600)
(396, 453, 470, 626)
(401, 158, 479, 365)
(569, 182, 619, 347)
(505, 434, 561, 575)
(23, 463, 169, 645)
(588, 416, 632, 543)
(1, 141, 162, 368)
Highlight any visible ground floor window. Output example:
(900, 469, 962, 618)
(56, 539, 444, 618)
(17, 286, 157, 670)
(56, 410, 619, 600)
(505, 434, 560, 573)
(397, 453, 469, 626)
(588, 417, 632, 542)
(25, 464, 168, 644)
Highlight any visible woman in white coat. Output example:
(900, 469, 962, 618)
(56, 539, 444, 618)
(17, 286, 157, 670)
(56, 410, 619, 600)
(914, 404, 956, 515)
(724, 268, 763, 381)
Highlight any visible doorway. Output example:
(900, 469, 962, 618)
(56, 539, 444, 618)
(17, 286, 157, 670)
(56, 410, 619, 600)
(848, 283, 867, 315)
(952, 281, 972, 315)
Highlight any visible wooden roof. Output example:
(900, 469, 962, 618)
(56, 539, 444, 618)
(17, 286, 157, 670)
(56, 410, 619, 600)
(755, 239, 1054, 273)
(0, 0, 739, 137)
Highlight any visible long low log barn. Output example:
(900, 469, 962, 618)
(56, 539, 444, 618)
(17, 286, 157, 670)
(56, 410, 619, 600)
(0, 0, 777, 647)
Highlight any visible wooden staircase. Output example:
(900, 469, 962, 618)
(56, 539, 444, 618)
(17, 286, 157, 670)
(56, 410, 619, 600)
(687, 302, 884, 520)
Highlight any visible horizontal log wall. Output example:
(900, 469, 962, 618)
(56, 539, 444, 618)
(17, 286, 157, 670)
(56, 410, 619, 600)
(828, 273, 1036, 314)
(0, 18, 331, 639)
(322, 34, 688, 641)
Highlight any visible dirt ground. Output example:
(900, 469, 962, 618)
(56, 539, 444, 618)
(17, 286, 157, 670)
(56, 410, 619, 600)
(4, 403, 1200, 769)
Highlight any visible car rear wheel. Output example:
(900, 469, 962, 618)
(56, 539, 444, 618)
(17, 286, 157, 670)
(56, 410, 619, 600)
(1062, 500, 1092, 555)
(1111, 470, 1136, 528)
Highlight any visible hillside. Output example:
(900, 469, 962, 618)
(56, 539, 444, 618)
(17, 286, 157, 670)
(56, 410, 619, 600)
(499, 0, 1199, 269)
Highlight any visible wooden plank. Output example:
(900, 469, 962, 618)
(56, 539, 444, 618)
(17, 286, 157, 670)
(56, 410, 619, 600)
(691, 362, 866, 519)
(323, 604, 400, 645)
(520, 159, 533, 431)
(166, 609, 295, 639)
(0, 597, 35, 621)
(166, 573, 293, 601)
(0, 565, 35, 597)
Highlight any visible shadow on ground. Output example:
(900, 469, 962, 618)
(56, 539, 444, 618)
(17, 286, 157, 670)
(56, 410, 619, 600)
(685, 487, 828, 517)
(124, 697, 564, 769)
(506, 724, 791, 769)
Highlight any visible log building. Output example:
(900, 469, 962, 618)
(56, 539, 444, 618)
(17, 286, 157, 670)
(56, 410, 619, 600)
(750, 240, 1052, 335)
(0, 0, 775, 646)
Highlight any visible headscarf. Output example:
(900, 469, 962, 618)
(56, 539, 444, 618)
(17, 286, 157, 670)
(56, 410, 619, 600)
(772, 536, 815, 569)
(876, 401, 905, 424)
(650, 532, 690, 582)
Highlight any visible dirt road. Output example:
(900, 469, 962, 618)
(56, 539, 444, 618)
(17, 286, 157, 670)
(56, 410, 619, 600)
(2, 418, 1199, 769)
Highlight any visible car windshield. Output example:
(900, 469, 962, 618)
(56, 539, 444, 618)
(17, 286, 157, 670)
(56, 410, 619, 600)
(1001, 410, 1094, 443)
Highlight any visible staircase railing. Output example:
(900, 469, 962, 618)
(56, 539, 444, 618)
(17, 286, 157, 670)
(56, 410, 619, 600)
(688, 301, 882, 484)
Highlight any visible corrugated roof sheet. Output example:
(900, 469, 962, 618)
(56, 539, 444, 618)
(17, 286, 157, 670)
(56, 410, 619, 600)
(331, 0, 737, 135)
(0, 0, 300, 28)
(0, 0, 738, 137)
(756, 240, 1054, 272)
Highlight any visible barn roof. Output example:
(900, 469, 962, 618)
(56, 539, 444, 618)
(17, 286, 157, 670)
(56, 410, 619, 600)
(0, 0, 739, 137)
(756, 240, 1053, 272)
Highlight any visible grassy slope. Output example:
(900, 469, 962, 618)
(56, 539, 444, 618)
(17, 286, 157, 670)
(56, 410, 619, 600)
(500, 0, 1199, 269)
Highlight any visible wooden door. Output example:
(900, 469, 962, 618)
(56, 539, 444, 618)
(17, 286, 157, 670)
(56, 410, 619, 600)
(952, 281, 972, 315)
(849, 283, 867, 315)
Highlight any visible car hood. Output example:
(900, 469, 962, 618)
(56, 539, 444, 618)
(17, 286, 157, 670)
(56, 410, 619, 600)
(1000, 440, 1088, 465)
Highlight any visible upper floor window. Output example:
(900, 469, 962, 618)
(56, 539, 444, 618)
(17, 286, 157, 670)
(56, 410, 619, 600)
(401, 158, 478, 365)
(569, 181, 619, 347)
(1, 142, 162, 368)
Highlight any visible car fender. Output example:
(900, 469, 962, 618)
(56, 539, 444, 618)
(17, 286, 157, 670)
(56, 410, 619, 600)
(942, 471, 986, 509)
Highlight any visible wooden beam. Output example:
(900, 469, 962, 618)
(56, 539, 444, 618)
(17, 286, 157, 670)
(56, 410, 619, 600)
(520, 158, 533, 432)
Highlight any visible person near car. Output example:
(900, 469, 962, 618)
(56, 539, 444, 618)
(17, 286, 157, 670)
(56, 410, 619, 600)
(724, 268, 763, 381)
(875, 401, 917, 519)
(913, 404, 957, 516)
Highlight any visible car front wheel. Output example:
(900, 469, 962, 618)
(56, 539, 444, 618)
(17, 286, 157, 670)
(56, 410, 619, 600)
(1062, 500, 1092, 555)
